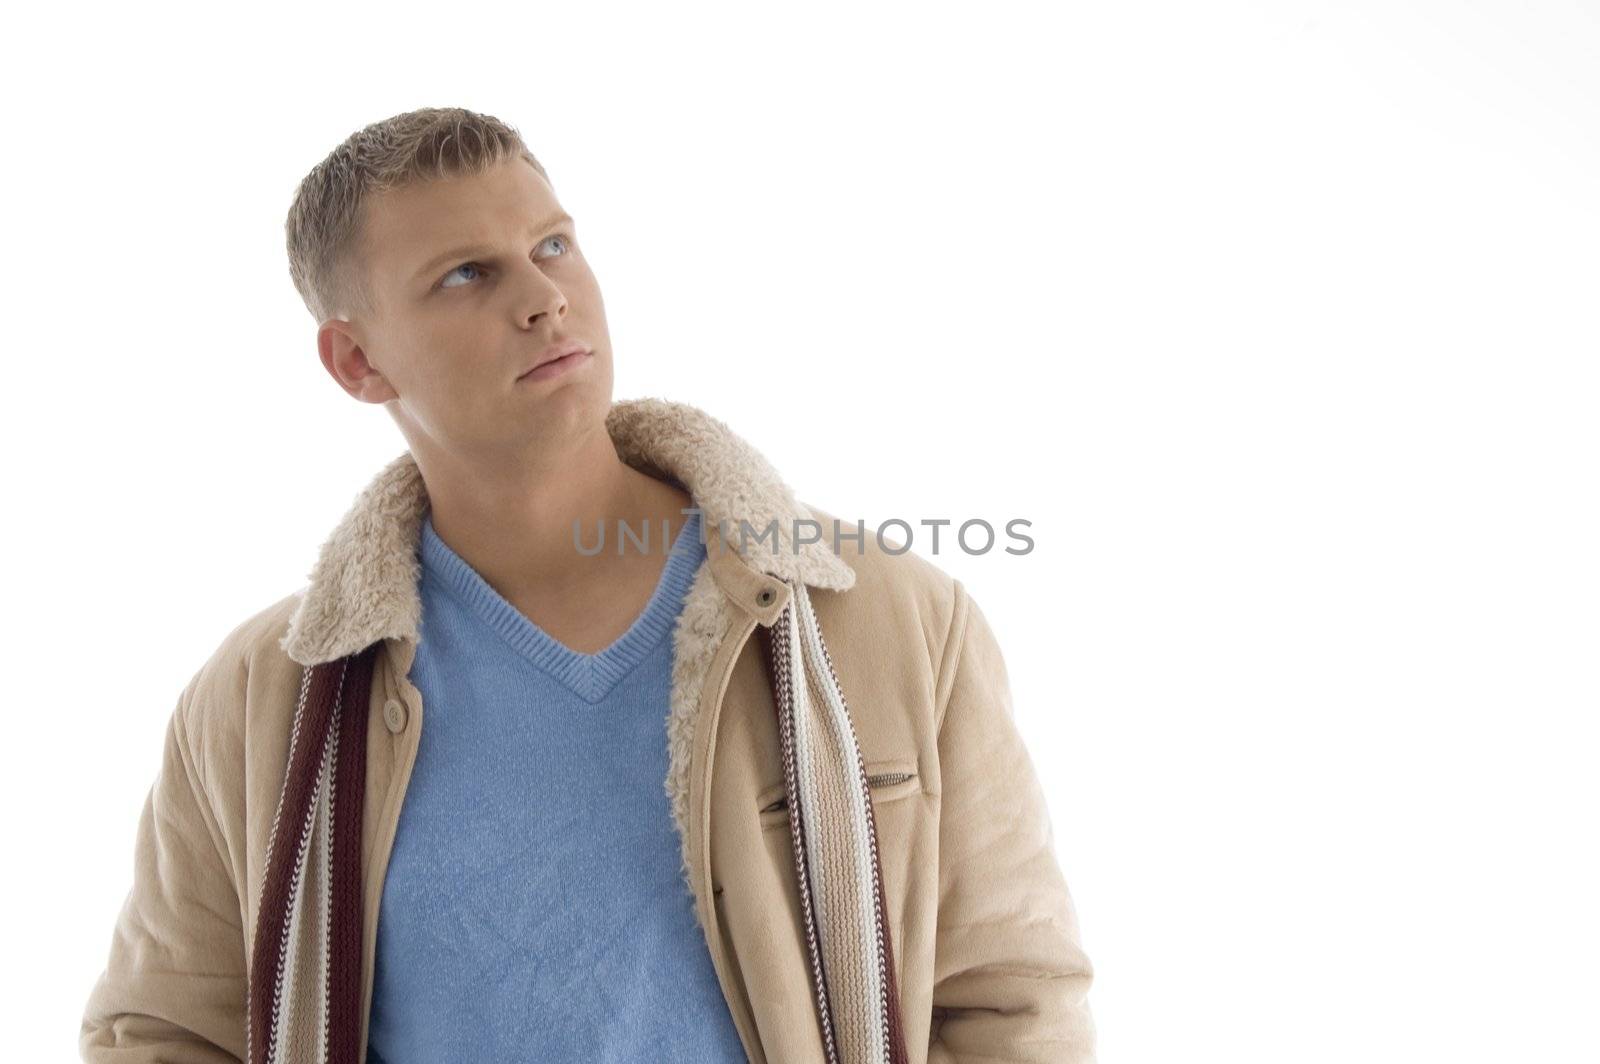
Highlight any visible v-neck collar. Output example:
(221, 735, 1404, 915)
(418, 510, 705, 704)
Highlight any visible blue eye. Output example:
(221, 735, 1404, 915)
(440, 261, 484, 287)
(438, 233, 573, 290)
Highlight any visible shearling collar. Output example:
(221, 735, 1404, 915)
(278, 396, 856, 667)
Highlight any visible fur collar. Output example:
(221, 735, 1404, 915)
(278, 396, 856, 667)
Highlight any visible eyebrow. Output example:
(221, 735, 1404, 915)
(410, 212, 576, 284)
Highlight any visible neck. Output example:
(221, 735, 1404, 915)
(414, 418, 694, 604)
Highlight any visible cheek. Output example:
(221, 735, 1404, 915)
(400, 337, 481, 405)
(567, 262, 603, 300)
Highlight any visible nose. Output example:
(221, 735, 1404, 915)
(515, 260, 567, 327)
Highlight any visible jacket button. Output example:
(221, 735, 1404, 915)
(383, 698, 408, 733)
(756, 587, 775, 607)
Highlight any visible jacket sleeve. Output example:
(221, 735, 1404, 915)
(927, 580, 1097, 1063)
(80, 667, 248, 1063)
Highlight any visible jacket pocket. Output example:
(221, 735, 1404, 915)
(757, 757, 920, 830)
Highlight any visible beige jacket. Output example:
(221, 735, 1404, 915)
(80, 398, 1097, 1062)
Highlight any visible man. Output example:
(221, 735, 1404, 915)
(80, 106, 1096, 1063)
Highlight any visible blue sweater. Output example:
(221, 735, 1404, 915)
(365, 508, 748, 1063)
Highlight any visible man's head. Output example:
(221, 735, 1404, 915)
(286, 107, 612, 463)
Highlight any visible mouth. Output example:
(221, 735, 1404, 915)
(518, 341, 592, 381)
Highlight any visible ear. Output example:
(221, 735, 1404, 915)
(318, 320, 397, 404)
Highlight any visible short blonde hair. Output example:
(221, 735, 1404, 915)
(285, 106, 551, 324)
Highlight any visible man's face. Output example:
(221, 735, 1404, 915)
(325, 158, 613, 457)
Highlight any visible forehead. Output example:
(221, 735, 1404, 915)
(362, 159, 561, 284)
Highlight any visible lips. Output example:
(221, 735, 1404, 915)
(519, 340, 590, 379)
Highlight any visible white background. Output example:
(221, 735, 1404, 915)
(4, 2, 1595, 1060)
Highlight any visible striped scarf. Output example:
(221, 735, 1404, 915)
(247, 580, 908, 1063)
(762, 582, 911, 1064)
